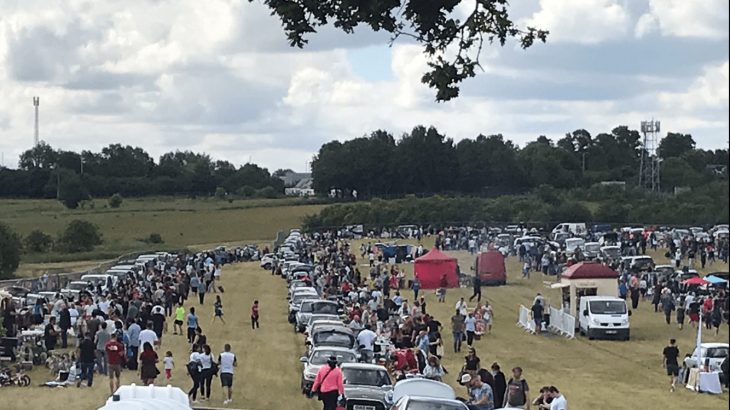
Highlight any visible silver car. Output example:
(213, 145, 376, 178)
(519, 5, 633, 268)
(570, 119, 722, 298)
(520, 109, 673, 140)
(341, 363, 392, 410)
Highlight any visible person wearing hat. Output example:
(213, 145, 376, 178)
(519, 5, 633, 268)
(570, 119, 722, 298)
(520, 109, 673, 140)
(311, 355, 344, 410)
(460, 373, 495, 410)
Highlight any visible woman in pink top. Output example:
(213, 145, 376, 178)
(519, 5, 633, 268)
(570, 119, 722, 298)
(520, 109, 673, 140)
(311, 355, 344, 410)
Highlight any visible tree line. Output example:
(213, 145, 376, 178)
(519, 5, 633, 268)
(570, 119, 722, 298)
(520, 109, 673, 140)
(311, 125, 728, 197)
(0, 143, 286, 207)
(303, 181, 730, 231)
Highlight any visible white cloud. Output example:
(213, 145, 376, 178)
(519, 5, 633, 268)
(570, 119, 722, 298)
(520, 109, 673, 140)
(0, 0, 727, 172)
(523, 0, 630, 44)
(635, 0, 729, 39)
(658, 60, 729, 112)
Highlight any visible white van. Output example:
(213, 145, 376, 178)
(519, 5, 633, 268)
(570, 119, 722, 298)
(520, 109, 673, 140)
(579, 296, 630, 340)
(80, 274, 117, 293)
(552, 222, 587, 236)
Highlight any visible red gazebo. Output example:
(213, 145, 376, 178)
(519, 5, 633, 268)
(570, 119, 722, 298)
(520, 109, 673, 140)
(414, 247, 458, 289)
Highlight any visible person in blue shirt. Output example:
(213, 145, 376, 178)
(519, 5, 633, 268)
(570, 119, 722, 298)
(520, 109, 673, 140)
(461, 373, 495, 410)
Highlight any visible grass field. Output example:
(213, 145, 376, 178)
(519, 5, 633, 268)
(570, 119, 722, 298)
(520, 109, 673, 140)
(1, 238, 727, 410)
(0, 197, 326, 272)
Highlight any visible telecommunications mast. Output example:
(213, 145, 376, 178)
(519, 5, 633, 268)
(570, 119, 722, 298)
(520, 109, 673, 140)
(638, 119, 661, 192)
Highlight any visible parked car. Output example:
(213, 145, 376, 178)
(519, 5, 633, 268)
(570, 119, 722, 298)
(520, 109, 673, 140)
(1, 286, 30, 299)
(386, 378, 467, 410)
(341, 363, 392, 410)
(583, 242, 601, 260)
(600, 246, 621, 265)
(296, 300, 340, 332)
(60, 280, 91, 301)
(684, 343, 729, 372)
(300, 346, 358, 396)
(564, 238, 586, 257)
(260, 254, 276, 270)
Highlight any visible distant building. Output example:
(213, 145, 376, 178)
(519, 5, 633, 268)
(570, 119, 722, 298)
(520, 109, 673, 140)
(278, 171, 311, 187)
(706, 164, 727, 176)
(282, 172, 314, 196)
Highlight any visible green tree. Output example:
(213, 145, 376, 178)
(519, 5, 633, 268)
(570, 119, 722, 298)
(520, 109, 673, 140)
(658, 133, 695, 159)
(19, 141, 58, 170)
(56, 169, 90, 209)
(214, 186, 227, 200)
(0, 223, 21, 278)
(58, 220, 103, 253)
(661, 157, 701, 190)
(23, 229, 53, 253)
(108, 193, 123, 208)
(254, 0, 548, 101)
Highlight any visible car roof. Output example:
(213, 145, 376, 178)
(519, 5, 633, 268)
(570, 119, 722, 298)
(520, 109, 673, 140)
(313, 325, 353, 335)
(582, 296, 625, 302)
(311, 346, 356, 354)
(698, 343, 729, 348)
(341, 363, 387, 371)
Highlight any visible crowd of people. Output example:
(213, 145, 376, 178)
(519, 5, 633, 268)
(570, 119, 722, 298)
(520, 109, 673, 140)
(276, 231, 568, 410)
(0, 248, 250, 405)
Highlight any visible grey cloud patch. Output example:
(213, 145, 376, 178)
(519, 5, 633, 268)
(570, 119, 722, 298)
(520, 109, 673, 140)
(5, 22, 99, 82)
(64, 69, 155, 90)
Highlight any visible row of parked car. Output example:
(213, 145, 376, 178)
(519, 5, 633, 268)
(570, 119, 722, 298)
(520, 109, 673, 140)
(1, 252, 175, 313)
(272, 230, 513, 410)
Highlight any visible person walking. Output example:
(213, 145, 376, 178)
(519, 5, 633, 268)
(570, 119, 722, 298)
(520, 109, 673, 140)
(251, 300, 260, 329)
(59, 304, 71, 348)
(490, 363, 507, 409)
(187, 344, 203, 403)
(139, 342, 159, 385)
(213, 295, 225, 323)
(199, 344, 215, 402)
(197, 278, 206, 305)
(164, 351, 174, 381)
(412, 276, 421, 300)
(470, 275, 482, 302)
(126, 319, 141, 370)
(76, 332, 96, 388)
(311, 355, 344, 410)
(663, 339, 680, 392)
(105, 332, 125, 395)
(547, 386, 567, 410)
(219, 343, 237, 405)
(451, 309, 466, 353)
(462, 372, 495, 410)
(95, 322, 111, 376)
(504, 367, 530, 409)
(174, 303, 185, 335)
(465, 312, 477, 346)
(187, 307, 199, 344)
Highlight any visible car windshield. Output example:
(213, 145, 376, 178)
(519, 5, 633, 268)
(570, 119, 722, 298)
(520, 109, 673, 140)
(705, 347, 729, 358)
(312, 302, 339, 315)
(603, 248, 620, 257)
(405, 400, 465, 410)
(293, 294, 316, 304)
(313, 331, 354, 348)
(590, 301, 627, 314)
(585, 244, 600, 252)
(309, 315, 338, 325)
(300, 302, 314, 312)
(68, 283, 87, 291)
(310, 350, 356, 365)
(343, 368, 391, 386)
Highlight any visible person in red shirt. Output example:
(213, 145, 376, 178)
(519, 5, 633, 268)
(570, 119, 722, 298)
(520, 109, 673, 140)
(251, 300, 260, 330)
(105, 332, 125, 395)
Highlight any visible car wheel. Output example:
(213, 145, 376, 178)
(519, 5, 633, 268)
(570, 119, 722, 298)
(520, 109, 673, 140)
(587, 327, 594, 340)
(263, 263, 271, 270)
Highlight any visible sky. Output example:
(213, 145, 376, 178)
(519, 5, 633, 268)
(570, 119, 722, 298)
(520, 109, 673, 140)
(0, 0, 727, 172)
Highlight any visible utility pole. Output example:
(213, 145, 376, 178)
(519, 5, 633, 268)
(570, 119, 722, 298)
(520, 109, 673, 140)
(33, 96, 40, 146)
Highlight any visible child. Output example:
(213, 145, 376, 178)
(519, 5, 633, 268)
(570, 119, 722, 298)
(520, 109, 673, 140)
(213, 295, 225, 323)
(251, 300, 260, 329)
(163, 351, 174, 381)
(522, 261, 530, 279)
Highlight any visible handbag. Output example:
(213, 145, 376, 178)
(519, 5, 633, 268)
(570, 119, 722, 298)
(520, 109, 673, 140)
(211, 361, 219, 376)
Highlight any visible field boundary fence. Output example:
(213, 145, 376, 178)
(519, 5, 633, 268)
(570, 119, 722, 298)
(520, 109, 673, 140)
(516, 304, 536, 334)
(548, 306, 576, 339)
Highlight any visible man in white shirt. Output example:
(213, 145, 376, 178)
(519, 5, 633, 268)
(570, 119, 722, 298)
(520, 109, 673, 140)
(218, 344, 237, 405)
(356, 325, 377, 362)
(549, 386, 567, 410)
(138, 321, 159, 348)
(455, 297, 469, 317)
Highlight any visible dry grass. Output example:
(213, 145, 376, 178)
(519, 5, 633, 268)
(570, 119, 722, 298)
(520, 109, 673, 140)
(0, 197, 325, 272)
(1, 238, 727, 410)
